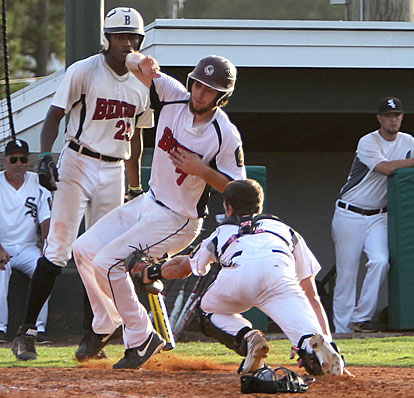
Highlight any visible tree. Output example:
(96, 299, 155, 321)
(354, 0, 413, 21)
(7, 0, 65, 79)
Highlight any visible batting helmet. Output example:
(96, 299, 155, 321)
(187, 55, 237, 106)
(103, 7, 145, 51)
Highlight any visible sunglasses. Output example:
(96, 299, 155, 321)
(10, 156, 28, 164)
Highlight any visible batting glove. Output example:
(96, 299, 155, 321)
(38, 153, 59, 191)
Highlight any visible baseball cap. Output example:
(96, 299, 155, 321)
(5, 139, 29, 156)
(378, 97, 403, 115)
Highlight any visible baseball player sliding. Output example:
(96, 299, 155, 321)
(134, 179, 345, 376)
(72, 54, 246, 369)
(12, 7, 158, 361)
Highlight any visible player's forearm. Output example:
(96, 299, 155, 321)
(40, 106, 65, 152)
(125, 129, 143, 187)
(40, 219, 50, 242)
(374, 158, 414, 176)
(199, 165, 231, 193)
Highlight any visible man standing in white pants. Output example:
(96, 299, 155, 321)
(332, 97, 414, 333)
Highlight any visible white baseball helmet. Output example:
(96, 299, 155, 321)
(103, 7, 145, 51)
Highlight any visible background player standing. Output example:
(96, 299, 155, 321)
(0, 140, 51, 344)
(72, 55, 246, 369)
(134, 179, 344, 376)
(332, 97, 414, 333)
(11, 7, 159, 361)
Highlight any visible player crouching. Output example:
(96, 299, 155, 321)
(131, 179, 345, 376)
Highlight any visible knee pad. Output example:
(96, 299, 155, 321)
(199, 308, 250, 356)
(37, 256, 62, 277)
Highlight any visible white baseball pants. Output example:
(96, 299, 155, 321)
(73, 192, 202, 348)
(0, 245, 49, 333)
(200, 254, 327, 349)
(332, 205, 389, 333)
(44, 146, 125, 267)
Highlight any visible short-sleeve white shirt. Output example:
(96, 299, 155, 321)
(52, 53, 151, 160)
(341, 130, 414, 208)
(149, 73, 246, 219)
(0, 171, 51, 247)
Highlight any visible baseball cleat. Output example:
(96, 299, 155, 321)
(113, 330, 166, 369)
(349, 321, 378, 333)
(75, 327, 119, 361)
(11, 325, 38, 361)
(310, 334, 344, 376)
(239, 330, 269, 374)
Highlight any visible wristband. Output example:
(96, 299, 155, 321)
(147, 263, 163, 281)
(128, 184, 143, 191)
(38, 151, 51, 158)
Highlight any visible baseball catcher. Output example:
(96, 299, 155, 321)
(133, 179, 347, 376)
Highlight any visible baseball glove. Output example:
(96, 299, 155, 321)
(38, 154, 59, 191)
(124, 246, 164, 294)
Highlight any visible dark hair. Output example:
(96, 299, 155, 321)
(223, 179, 264, 215)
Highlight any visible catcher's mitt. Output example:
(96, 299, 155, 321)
(124, 246, 164, 295)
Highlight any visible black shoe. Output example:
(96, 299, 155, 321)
(11, 325, 38, 361)
(349, 321, 378, 333)
(36, 332, 52, 344)
(75, 328, 118, 362)
(0, 331, 7, 344)
(113, 331, 166, 369)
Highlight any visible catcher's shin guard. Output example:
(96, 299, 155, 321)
(199, 310, 250, 356)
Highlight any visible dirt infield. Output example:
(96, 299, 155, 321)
(0, 354, 411, 398)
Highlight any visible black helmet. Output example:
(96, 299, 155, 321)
(187, 55, 237, 105)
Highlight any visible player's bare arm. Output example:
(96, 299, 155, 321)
(40, 106, 65, 152)
(39, 219, 50, 252)
(300, 276, 332, 339)
(169, 147, 231, 193)
(125, 128, 144, 189)
(141, 256, 192, 283)
(126, 53, 161, 88)
(0, 245, 10, 270)
(374, 158, 414, 176)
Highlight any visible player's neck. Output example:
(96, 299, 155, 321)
(192, 109, 216, 127)
(104, 53, 128, 76)
(5, 171, 25, 190)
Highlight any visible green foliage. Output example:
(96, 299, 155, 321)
(0, 336, 413, 368)
(7, 0, 65, 79)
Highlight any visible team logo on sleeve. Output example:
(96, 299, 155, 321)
(235, 146, 244, 167)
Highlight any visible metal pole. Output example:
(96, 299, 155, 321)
(360, 0, 364, 21)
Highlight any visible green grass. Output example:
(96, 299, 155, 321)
(0, 336, 413, 368)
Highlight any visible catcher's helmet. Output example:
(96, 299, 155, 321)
(187, 55, 237, 106)
(103, 7, 145, 51)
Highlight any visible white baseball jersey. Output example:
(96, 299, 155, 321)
(340, 130, 414, 209)
(150, 73, 246, 219)
(0, 171, 51, 248)
(52, 53, 152, 160)
(190, 215, 321, 280)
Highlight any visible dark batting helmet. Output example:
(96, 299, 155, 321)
(103, 7, 145, 51)
(187, 55, 237, 106)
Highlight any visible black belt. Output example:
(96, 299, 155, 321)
(68, 141, 121, 162)
(338, 201, 387, 216)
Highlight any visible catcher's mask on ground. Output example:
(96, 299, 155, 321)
(103, 7, 145, 51)
(186, 55, 237, 107)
